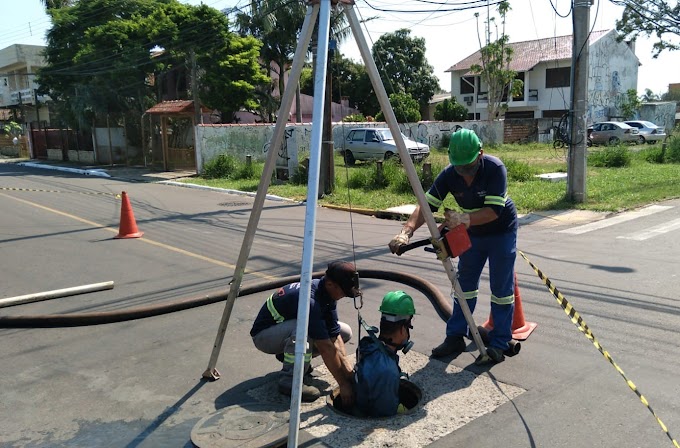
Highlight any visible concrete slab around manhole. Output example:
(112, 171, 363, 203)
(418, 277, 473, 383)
(246, 351, 525, 448)
(535, 172, 568, 182)
(384, 204, 417, 215)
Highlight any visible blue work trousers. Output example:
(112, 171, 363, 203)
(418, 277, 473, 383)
(446, 230, 517, 351)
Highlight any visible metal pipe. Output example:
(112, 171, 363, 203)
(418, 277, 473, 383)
(345, 4, 487, 359)
(0, 282, 114, 309)
(288, 2, 331, 446)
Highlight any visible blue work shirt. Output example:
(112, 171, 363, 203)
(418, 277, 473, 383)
(426, 154, 517, 236)
(354, 336, 401, 417)
(249, 278, 341, 340)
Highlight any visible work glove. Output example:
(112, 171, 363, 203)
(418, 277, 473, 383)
(444, 209, 471, 229)
(388, 226, 414, 255)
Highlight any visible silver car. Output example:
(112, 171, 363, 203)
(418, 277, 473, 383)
(340, 128, 430, 165)
(624, 120, 666, 144)
(589, 121, 640, 146)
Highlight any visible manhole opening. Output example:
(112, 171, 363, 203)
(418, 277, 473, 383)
(326, 379, 422, 419)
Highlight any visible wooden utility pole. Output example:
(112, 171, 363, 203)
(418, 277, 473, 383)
(567, 0, 591, 203)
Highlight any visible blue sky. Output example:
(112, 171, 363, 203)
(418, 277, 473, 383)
(6, 0, 679, 96)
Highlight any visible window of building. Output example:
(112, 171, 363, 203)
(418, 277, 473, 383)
(545, 67, 571, 88)
(467, 112, 481, 120)
(460, 76, 475, 94)
(542, 109, 568, 119)
(505, 111, 535, 119)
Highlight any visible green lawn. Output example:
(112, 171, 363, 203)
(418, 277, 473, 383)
(181, 142, 680, 214)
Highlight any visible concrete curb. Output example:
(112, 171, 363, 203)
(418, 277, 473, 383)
(17, 162, 111, 178)
(160, 180, 302, 204)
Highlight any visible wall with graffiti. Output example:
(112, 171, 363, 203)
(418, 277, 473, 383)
(639, 102, 677, 134)
(195, 121, 503, 175)
(587, 31, 639, 123)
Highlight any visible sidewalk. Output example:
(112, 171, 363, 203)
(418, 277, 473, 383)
(6, 158, 609, 227)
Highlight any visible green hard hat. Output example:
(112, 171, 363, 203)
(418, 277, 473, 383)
(379, 291, 416, 321)
(449, 129, 482, 166)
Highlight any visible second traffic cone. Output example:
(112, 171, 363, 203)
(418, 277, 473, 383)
(481, 272, 537, 341)
(114, 191, 144, 239)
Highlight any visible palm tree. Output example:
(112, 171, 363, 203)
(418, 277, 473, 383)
(40, 0, 73, 10)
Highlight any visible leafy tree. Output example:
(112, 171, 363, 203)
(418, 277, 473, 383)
(619, 88, 642, 119)
(375, 92, 421, 123)
(611, 0, 680, 56)
(39, 0, 266, 130)
(470, 1, 523, 120)
(3, 121, 23, 137)
(434, 98, 468, 121)
(39, 0, 73, 10)
(370, 29, 440, 114)
(299, 54, 367, 110)
(661, 88, 680, 101)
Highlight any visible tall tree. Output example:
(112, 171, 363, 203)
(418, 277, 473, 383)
(299, 54, 367, 109)
(470, 1, 522, 121)
(236, 0, 349, 122)
(611, 0, 680, 56)
(370, 28, 440, 116)
(40, 0, 73, 10)
(39, 0, 267, 128)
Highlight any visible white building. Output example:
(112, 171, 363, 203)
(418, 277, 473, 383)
(0, 44, 51, 125)
(445, 30, 639, 124)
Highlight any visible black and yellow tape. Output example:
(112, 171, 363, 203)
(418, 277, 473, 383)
(519, 250, 679, 448)
(0, 187, 121, 198)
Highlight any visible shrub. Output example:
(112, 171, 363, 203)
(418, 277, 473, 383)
(375, 93, 421, 123)
(342, 113, 366, 123)
(587, 146, 631, 168)
(639, 147, 665, 164)
(503, 158, 537, 182)
(234, 162, 257, 180)
(204, 154, 237, 179)
(665, 136, 680, 163)
(440, 132, 451, 149)
(433, 99, 468, 122)
(290, 159, 309, 185)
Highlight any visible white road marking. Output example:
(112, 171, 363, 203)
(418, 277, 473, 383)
(558, 205, 673, 235)
(617, 217, 680, 241)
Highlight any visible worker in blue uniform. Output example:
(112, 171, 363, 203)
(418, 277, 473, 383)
(353, 291, 416, 417)
(250, 261, 359, 403)
(389, 128, 517, 365)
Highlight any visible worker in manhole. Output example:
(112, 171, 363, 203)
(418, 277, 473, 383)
(250, 261, 359, 404)
(353, 291, 416, 417)
(389, 128, 517, 365)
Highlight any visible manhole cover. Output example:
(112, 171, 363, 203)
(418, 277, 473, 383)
(191, 403, 289, 448)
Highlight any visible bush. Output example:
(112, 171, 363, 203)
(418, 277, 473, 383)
(639, 147, 665, 164)
(440, 133, 451, 149)
(375, 92, 421, 123)
(665, 136, 680, 163)
(503, 158, 537, 182)
(433, 99, 468, 122)
(342, 113, 366, 123)
(290, 159, 309, 185)
(204, 154, 237, 179)
(587, 146, 631, 168)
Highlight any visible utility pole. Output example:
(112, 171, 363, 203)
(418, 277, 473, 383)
(319, 39, 336, 197)
(190, 50, 203, 126)
(567, 0, 591, 203)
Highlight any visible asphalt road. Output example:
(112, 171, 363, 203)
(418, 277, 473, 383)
(1, 162, 679, 448)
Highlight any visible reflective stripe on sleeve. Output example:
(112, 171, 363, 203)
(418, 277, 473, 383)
(454, 289, 478, 300)
(426, 192, 443, 209)
(484, 194, 507, 207)
(266, 294, 285, 323)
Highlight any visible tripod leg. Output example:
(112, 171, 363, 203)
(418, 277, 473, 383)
(202, 3, 320, 381)
(343, 3, 487, 359)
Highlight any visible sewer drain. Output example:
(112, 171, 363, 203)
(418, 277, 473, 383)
(326, 379, 423, 418)
(191, 403, 288, 448)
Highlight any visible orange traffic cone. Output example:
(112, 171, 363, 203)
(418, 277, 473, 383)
(114, 191, 144, 239)
(481, 272, 537, 341)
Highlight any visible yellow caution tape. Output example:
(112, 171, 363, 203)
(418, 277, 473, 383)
(0, 186, 120, 198)
(519, 250, 679, 448)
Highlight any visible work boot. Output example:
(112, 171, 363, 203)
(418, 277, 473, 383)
(474, 346, 505, 366)
(278, 377, 321, 402)
(431, 336, 467, 358)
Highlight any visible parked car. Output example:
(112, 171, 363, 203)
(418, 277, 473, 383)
(589, 121, 640, 146)
(339, 128, 430, 165)
(623, 120, 666, 144)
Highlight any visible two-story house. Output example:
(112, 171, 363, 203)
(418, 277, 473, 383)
(0, 44, 51, 126)
(445, 30, 639, 124)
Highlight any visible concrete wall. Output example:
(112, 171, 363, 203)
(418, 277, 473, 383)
(639, 102, 677, 133)
(93, 127, 140, 164)
(196, 121, 504, 174)
(587, 32, 638, 123)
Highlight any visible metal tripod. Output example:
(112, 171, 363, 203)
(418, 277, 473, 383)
(202, 0, 487, 445)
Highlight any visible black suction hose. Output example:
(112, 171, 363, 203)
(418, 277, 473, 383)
(0, 270, 452, 329)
